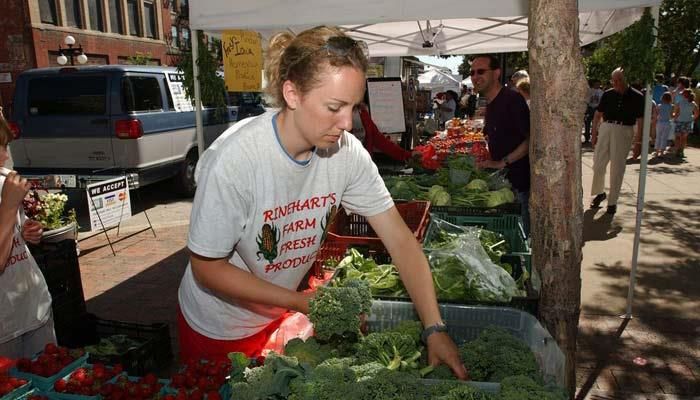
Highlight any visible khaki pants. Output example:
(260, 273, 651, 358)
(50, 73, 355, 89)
(591, 122, 634, 206)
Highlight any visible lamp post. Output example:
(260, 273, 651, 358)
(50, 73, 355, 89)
(56, 35, 88, 66)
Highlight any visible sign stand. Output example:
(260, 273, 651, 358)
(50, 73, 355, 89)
(80, 173, 156, 256)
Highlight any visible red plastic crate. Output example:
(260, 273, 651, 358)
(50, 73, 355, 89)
(326, 201, 431, 248)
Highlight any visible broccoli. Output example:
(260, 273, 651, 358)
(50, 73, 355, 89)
(386, 320, 423, 344)
(350, 361, 387, 381)
(341, 278, 372, 315)
(459, 326, 540, 382)
(421, 363, 457, 380)
(499, 375, 568, 400)
(227, 352, 250, 383)
(283, 337, 334, 367)
(309, 278, 371, 342)
(432, 384, 495, 400)
(353, 368, 432, 400)
(288, 357, 358, 400)
(355, 331, 423, 371)
(229, 352, 307, 400)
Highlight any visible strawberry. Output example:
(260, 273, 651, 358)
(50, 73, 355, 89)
(143, 373, 158, 385)
(44, 343, 59, 355)
(16, 358, 31, 372)
(0, 382, 13, 395)
(170, 373, 185, 388)
(53, 379, 68, 392)
(71, 367, 88, 383)
(207, 391, 222, 400)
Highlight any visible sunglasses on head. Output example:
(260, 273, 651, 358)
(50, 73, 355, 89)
(322, 36, 370, 60)
(470, 68, 491, 76)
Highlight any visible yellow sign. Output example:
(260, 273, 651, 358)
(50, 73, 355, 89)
(367, 64, 384, 78)
(222, 30, 263, 92)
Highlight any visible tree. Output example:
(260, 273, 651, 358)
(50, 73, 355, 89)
(658, 0, 700, 77)
(529, 0, 587, 396)
(458, 52, 530, 82)
(176, 31, 227, 121)
(126, 52, 153, 65)
(585, 9, 660, 85)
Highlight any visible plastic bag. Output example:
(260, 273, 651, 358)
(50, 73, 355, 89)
(424, 218, 520, 303)
(262, 312, 315, 357)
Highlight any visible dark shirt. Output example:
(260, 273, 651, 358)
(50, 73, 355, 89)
(596, 87, 645, 125)
(484, 87, 530, 192)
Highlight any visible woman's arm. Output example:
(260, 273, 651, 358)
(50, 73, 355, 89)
(0, 171, 31, 273)
(190, 254, 313, 314)
(359, 108, 411, 161)
(367, 207, 468, 379)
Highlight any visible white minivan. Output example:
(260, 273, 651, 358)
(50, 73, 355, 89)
(8, 65, 241, 196)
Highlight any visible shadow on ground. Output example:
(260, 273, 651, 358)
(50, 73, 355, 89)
(84, 246, 189, 362)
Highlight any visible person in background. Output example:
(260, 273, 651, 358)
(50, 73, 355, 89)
(671, 89, 699, 158)
(653, 92, 673, 158)
(652, 74, 668, 105)
(351, 102, 411, 162)
(436, 90, 458, 126)
(516, 78, 530, 107)
(583, 79, 604, 145)
(176, 25, 467, 379)
(692, 79, 700, 136)
(0, 112, 55, 358)
(471, 54, 531, 235)
(589, 68, 645, 215)
(510, 70, 529, 89)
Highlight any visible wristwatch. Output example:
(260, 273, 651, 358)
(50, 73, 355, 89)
(421, 321, 448, 344)
(502, 155, 511, 166)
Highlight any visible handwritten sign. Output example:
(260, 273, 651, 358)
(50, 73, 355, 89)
(366, 78, 406, 134)
(222, 30, 263, 92)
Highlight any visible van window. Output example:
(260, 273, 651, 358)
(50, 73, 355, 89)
(162, 77, 175, 110)
(122, 76, 163, 113)
(28, 76, 107, 115)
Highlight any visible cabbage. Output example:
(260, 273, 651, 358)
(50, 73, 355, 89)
(466, 179, 489, 192)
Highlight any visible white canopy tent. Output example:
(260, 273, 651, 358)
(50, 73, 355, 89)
(417, 68, 462, 94)
(188, 0, 662, 317)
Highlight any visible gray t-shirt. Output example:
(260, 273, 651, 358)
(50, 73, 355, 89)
(178, 111, 393, 340)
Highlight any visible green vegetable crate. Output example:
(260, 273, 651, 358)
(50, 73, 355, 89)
(426, 213, 532, 273)
(367, 301, 566, 388)
(326, 201, 431, 250)
(431, 203, 521, 217)
(314, 243, 538, 315)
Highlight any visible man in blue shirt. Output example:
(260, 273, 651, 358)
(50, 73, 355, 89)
(471, 54, 531, 234)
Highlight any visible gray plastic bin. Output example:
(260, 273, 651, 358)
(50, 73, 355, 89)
(367, 300, 566, 387)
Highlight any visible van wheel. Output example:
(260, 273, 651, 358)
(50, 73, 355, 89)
(175, 150, 198, 197)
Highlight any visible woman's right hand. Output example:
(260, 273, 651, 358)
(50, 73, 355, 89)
(0, 171, 31, 213)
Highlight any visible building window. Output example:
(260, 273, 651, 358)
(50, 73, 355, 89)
(39, 0, 58, 24)
(65, 0, 83, 28)
(87, 0, 104, 31)
(182, 27, 190, 49)
(108, 0, 123, 34)
(170, 25, 179, 47)
(144, 1, 156, 38)
(127, 0, 141, 36)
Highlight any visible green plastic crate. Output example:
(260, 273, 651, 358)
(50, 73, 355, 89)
(367, 301, 565, 388)
(425, 213, 532, 272)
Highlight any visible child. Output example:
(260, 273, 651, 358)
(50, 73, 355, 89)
(654, 92, 673, 157)
(672, 89, 699, 158)
(0, 113, 55, 358)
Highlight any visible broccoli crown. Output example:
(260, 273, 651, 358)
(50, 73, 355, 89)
(354, 368, 432, 400)
(283, 337, 334, 367)
(356, 331, 423, 371)
(459, 326, 540, 382)
(387, 320, 423, 344)
(499, 375, 569, 400)
(341, 278, 372, 314)
(229, 352, 307, 400)
(309, 280, 370, 341)
(350, 361, 387, 382)
(422, 364, 457, 380)
(288, 357, 358, 400)
(430, 382, 495, 400)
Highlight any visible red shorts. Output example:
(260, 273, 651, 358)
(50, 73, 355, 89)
(177, 306, 286, 363)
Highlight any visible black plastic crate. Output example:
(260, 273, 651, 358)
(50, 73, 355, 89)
(76, 313, 173, 376)
(28, 240, 85, 303)
(431, 203, 522, 217)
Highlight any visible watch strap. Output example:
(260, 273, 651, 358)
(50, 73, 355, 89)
(421, 322, 448, 344)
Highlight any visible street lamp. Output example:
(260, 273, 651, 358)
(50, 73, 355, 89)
(56, 35, 88, 66)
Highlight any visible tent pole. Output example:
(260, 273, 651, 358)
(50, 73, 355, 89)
(623, 5, 658, 319)
(192, 29, 205, 157)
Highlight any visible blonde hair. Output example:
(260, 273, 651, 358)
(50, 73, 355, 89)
(516, 78, 530, 96)
(0, 112, 12, 147)
(264, 26, 368, 108)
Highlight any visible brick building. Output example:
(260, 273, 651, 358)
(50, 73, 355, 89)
(0, 0, 192, 110)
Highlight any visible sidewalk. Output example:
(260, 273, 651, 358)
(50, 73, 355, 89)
(74, 147, 700, 398)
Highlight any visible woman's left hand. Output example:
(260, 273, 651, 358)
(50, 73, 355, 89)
(22, 219, 43, 244)
(476, 159, 505, 170)
(427, 332, 470, 380)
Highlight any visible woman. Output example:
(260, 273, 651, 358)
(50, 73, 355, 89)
(177, 26, 467, 378)
(0, 114, 55, 358)
(672, 89, 699, 158)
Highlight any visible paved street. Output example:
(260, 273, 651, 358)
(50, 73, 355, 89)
(71, 145, 700, 399)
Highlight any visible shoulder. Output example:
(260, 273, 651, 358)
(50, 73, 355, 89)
(628, 87, 644, 98)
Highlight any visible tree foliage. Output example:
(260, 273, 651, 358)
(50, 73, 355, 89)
(126, 52, 153, 65)
(585, 8, 659, 85)
(176, 31, 227, 121)
(658, 0, 700, 77)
